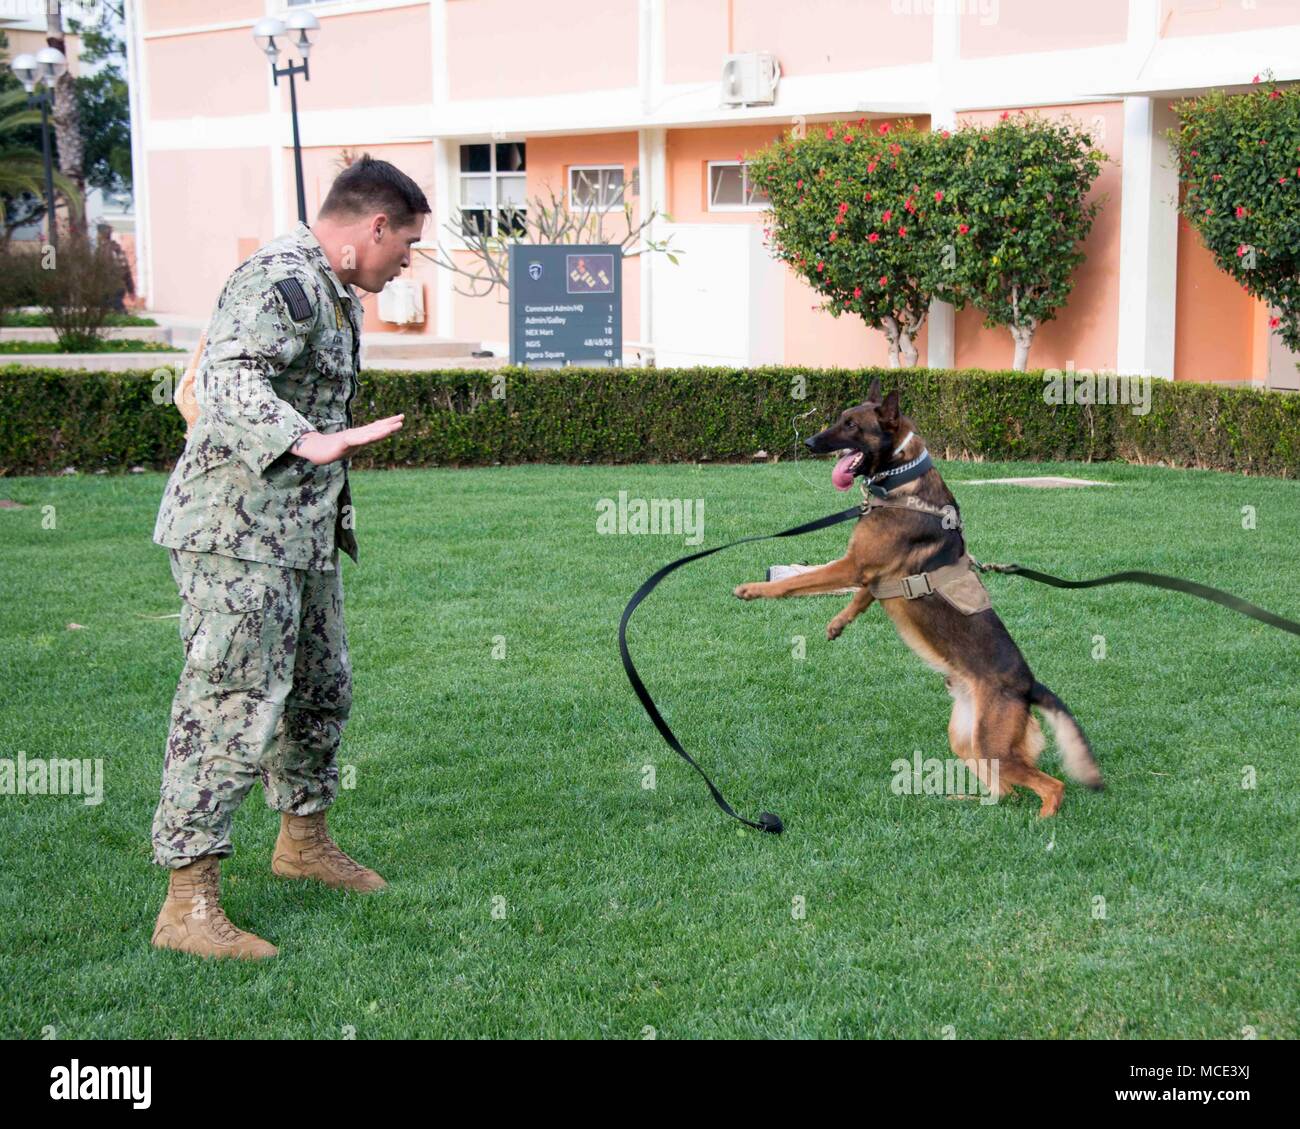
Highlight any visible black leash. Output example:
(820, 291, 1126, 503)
(618, 504, 863, 834)
(620, 501, 1300, 834)
(970, 559, 1300, 637)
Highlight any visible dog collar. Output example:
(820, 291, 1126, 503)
(862, 447, 933, 498)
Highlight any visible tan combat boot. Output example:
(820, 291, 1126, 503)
(271, 811, 387, 892)
(151, 856, 278, 959)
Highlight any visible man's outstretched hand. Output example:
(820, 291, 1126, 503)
(291, 415, 405, 466)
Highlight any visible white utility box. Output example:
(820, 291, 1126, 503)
(377, 277, 425, 325)
(650, 222, 785, 367)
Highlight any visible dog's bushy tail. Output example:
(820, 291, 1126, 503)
(1029, 681, 1103, 790)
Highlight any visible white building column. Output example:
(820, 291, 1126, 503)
(430, 0, 454, 338)
(637, 128, 667, 364)
(925, 4, 960, 369)
(123, 0, 153, 308)
(636, 0, 665, 364)
(1116, 96, 1179, 378)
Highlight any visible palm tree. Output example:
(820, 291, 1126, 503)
(0, 87, 83, 247)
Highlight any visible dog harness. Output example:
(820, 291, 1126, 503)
(857, 439, 992, 614)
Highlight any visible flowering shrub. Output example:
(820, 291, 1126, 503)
(749, 114, 1104, 370)
(1169, 74, 1300, 353)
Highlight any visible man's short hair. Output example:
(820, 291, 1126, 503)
(319, 154, 431, 230)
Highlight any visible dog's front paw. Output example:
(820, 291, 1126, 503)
(826, 618, 846, 641)
(733, 582, 769, 600)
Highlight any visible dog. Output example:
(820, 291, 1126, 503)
(733, 378, 1102, 817)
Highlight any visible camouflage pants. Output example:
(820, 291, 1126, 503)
(152, 549, 351, 869)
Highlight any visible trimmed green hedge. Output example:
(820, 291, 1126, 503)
(1, 363, 1297, 477)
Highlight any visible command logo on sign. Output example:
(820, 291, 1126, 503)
(566, 254, 614, 294)
(527, 261, 543, 281)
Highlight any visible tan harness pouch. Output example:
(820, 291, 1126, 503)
(934, 568, 992, 615)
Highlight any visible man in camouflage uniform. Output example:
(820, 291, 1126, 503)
(150, 156, 429, 959)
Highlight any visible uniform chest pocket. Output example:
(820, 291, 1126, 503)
(315, 331, 354, 378)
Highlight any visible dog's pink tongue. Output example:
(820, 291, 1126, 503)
(831, 453, 858, 492)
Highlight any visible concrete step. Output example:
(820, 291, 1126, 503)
(0, 326, 173, 344)
(360, 334, 482, 360)
(361, 354, 507, 371)
(0, 352, 186, 371)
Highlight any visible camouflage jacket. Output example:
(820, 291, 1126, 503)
(153, 222, 363, 570)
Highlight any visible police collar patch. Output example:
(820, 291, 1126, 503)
(273, 277, 314, 322)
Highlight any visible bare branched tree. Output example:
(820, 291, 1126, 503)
(418, 181, 679, 302)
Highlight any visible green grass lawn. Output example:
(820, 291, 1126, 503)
(1, 458, 1297, 1039)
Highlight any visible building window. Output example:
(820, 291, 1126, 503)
(707, 161, 769, 211)
(459, 142, 526, 239)
(569, 166, 625, 211)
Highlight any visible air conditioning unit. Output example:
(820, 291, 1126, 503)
(377, 277, 424, 326)
(721, 52, 781, 107)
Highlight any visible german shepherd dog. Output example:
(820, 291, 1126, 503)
(733, 379, 1102, 816)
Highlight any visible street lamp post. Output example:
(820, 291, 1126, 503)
(253, 14, 321, 226)
(9, 47, 69, 250)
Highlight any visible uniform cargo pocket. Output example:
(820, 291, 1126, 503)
(176, 569, 271, 689)
(184, 607, 267, 689)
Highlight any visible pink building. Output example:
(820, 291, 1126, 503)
(124, 0, 1300, 388)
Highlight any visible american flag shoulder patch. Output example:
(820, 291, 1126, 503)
(273, 277, 314, 322)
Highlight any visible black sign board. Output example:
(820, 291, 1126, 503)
(508, 244, 622, 367)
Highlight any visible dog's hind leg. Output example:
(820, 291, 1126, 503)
(971, 689, 1065, 818)
(946, 678, 974, 763)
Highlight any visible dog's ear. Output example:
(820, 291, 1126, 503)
(878, 388, 900, 427)
(865, 376, 882, 404)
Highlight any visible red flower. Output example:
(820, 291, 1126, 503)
(853, 287, 863, 298)
(829, 232, 838, 242)
(1236, 206, 1246, 217)
(878, 122, 891, 135)
(816, 260, 825, 271)
(826, 127, 836, 139)
(843, 133, 854, 144)
(889, 143, 901, 156)
(1270, 316, 1281, 328)
(1252, 74, 1261, 83)
(878, 275, 889, 286)
(1211, 173, 1222, 181)
(958, 223, 970, 234)
(882, 209, 892, 222)
(999, 110, 1010, 120)
(934, 190, 944, 202)
(867, 232, 880, 243)
(796, 178, 803, 189)
(866, 160, 878, 174)
(863, 192, 872, 202)
(1280, 177, 1290, 185)
(940, 130, 950, 138)
(1236, 244, 1248, 257)
(898, 226, 907, 237)
(1270, 90, 1281, 100)
(838, 201, 850, 214)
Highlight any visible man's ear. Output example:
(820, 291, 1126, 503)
(878, 388, 900, 426)
(866, 376, 882, 404)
